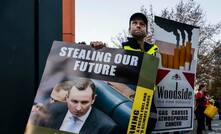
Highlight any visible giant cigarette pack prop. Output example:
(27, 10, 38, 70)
(153, 16, 199, 133)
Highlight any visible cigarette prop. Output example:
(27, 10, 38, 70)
(161, 53, 168, 68)
(185, 42, 192, 71)
(168, 54, 174, 68)
(173, 48, 180, 69)
(179, 45, 186, 70)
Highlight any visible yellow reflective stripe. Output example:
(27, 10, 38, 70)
(124, 44, 158, 55)
(123, 46, 141, 52)
(147, 44, 158, 55)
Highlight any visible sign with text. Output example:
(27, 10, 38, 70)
(25, 41, 159, 134)
(153, 16, 199, 132)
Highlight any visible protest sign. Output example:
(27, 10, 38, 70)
(25, 41, 159, 134)
(153, 16, 199, 132)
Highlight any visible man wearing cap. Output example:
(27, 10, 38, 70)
(90, 12, 158, 55)
(124, 12, 158, 134)
(122, 12, 158, 55)
(90, 12, 158, 133)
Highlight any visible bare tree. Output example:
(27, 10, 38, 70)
(111, 0, 221, 93)
(143, 0, 221, 88)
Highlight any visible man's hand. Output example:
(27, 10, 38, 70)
(144, 35, 153, 43)
(90, 41, 106, 49)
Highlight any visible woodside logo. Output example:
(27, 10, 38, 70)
(157, 82, 192, 100)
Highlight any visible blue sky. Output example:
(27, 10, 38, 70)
(76, 0, 221, 45)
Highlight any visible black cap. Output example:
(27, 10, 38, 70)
(129, 13, 148, 25)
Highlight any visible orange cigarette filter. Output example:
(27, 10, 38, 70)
(173, 47, 180, 69)
(179, 45, 185, 67)
(161, 53, 168, 68)
(185, 42, 192, 62)
(168, 54, 174, 69)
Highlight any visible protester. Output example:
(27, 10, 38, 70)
(90, 12, 158, 134)
(195, 84, 207, 134)
(204, 90, 214, 131)
(122, 12, 158, 55)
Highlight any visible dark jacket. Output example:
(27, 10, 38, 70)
(46, 102, 122, 134)
(122, 37, 158, 55)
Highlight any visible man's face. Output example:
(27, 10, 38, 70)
(66, 86, 95, 117)
(129, 19, 147, 39)
(29, 103, 50, 124)
(31, 103, 44, 112)
(50, 86, 68, 103)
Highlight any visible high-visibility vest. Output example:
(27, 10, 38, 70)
(123, 43, 158, 55)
